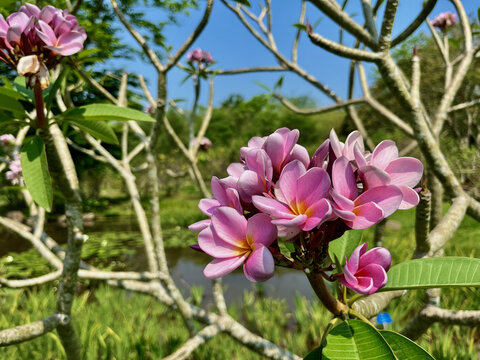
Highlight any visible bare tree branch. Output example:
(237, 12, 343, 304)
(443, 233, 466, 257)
(275, 94, 366, 115)
(0, 314, 69, 347)
(0, 271, 62, 288)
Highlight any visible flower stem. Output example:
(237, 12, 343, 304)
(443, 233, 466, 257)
(306, 271, 348, 316)
(34, 81, 47, 129)
(348, 308, 372, 324)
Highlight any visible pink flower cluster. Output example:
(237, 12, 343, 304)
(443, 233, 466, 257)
(6, 156, 22, 185)
(187, 48, 213, 65)
(0, 3, 85, 86)
(0, 134, 16, 148)
(191, 136, 213, 151)
(190, 128, 423, 288)
(431, 12, 457, 30)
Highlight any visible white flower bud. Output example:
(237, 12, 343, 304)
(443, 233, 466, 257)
(17, 55, 40, 76)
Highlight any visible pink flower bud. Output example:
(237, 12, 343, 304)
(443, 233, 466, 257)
(431, 12, 457, 30)
(340, 243, 391, 294)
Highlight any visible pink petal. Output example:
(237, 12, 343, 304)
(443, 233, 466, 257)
(385, 157, 424, 188)
(310, 139, 329, 168)
(332, 157, 357, 199)
(19, 3, 41, 18)
(354, 143, 368, 169)
(36, 20, 57, 45)
(238, 170, 265, 202)
(227, 162, 245, 178)
(359, 247, 391, 271)
(348, 202, 384, 229)
(204, 254, 249, 279)
(243, 244, 274, 282)
(332, 207, 356, 222)
(331, 189, 354, 211)
(7, 12, 30, 29)
(297, 167, 330, 208)
(245, 148, 272, 182)
(198, 198, 220, 216)
(188, 219, 211, 232)
(287, 144, 310, 168)
(198, 227, 246, 258)
(397, 185, 420, 209)
(302, 199, 331, 231)
(358, 166, 391, 190)
(277, 160, 306, 205)
(276, 225, 301, 239)
(247, 213, 277, 246)
(248, 136, 265, 148)
(357, 264, 388, 293)
(252, 196, 295, 219)
(343, 131, 364, 160)
(272, 214, 308, 228)
(6, 25, 23, 43)
(371, 140, 398, 170)
(39, 6, 59, 24)
(345, 243, 366, 274)
(211, 207, 247, 244)
(329, 128, 343, 158)
(351, 276, 374, 294)
(225, 188, 242, 213)
(355, 185, 403, 217)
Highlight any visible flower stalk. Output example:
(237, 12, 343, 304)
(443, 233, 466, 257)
(33, 81, 47, 129)
(306, 271, 348, 316)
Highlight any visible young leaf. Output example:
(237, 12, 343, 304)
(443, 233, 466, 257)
(273, 76, 284, 90)
(235, 0, 251, 6)
(292, 23, 307, 31)
(380, 331, 434, 359)
(68, 119, 119, 145)
(305, 319, 396, 360)
(381, 257, 480, 291)
(328, 230, 363, 268)
(254, 81, 271, 92)
(45, 67, 70, 111)
(20, 136, 53, 212)
(59, 104, 155, 122)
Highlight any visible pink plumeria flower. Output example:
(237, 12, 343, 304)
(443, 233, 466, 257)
(0, 134, 16, 146)
(340, 243, 391, 295)
(431, 12, 457, 30)
(191, 136, 212, 151)
(253, 160, 331, 239)
(330, 156, 403, 229)
(201, 50, 213, 64)
(36, 19, 84, 56)
(356, 140, 423, 209)
(198, 207, 277, 282)
(189, 176, 242, 232)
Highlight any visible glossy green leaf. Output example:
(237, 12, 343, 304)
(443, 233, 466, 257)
(382, 257, 480, 291)
(68, 119, 119, 144)
(14, 77, 34, 101)
(381, 331, 434, 359)
(328, 230, 363, 268)
(20, 136, 53, 212)
(0, 93, 26, 118)
(305, 320, 396, 360)
(59, 104, 155, 122)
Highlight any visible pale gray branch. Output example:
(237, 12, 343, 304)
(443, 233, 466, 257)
(0, 271, 62, 288)
(276, 94, 366, 115)
(0, 314, 69, 347)
(448, 98, 480, 112)
(292, 1, 306, 64)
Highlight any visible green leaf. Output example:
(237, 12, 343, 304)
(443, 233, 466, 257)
(68, 119, 119, 144)
(254, 81, 271, 92)
(14, 77, 34, 101)
(382, 257, 480, 291)
(293, 23, 307, 31)
(20, 136, 53, 212)
(381, 331, 434, 359)
(328, 230, 363, 268)
(0, 93, 27, 118)
(273, 76, 284, 90)
(305, 319, 396, 360)
(0, 87, 30, 101)
(235, 0, 251, 6)
(59, 104, 155, 122)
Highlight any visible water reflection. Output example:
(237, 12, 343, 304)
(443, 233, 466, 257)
(0, 216, 314, 308)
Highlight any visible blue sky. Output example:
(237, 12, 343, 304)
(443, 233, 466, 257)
(109, 0, 478, 108)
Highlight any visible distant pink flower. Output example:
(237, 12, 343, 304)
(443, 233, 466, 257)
(191, 136, 212, 151)
(0, 134, 16, 146)
(187, 48, 213, 65)
(6, 157, 22, 185)
(340, 243, 391, 294)
(198, 207, 277, 282)
(356, 140, 423, 209)
(330, 156, 403, 229)
(431, 12, 457, 30)
(253, 160, 331, 238)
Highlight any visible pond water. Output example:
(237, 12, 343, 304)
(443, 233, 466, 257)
(0, 215, 315, 308)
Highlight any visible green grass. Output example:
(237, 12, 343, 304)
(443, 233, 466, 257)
(0, 196, 479, 359)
